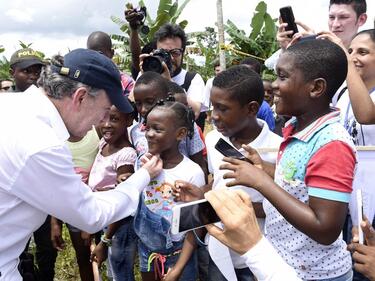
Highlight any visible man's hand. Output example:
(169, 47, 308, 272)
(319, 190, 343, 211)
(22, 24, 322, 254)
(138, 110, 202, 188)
(277, 21, 315, 50)
(51, 220, 65, 251)
(162, 267, 181, 281)
(90, 241, 108, 267)
(141, 153, 163, 178)
(205, 189, 262, 255)
(124, 5, 141, 30)
(173, 180, 204, 202)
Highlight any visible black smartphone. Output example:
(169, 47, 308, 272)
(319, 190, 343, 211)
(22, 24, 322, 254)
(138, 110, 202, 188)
(279, 6, 299, 37)
(171, 199, 221, 234)
(214, 138, 246, 160)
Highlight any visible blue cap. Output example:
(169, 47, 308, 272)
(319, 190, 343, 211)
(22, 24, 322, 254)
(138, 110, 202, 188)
(52, 48, 133, 113)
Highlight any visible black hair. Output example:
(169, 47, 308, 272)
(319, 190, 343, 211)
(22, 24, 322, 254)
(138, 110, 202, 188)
(284, 39, 348, 99)
(166, 81, 185, 95)
(128, 99, 139, 122)
(354, 28, 375, 43)
(154, 23, 187, 51)
(213, 65, 264, 106)
(239, 57, 262, 74)
(134, 71, 169, 98)
(87, 31, 112, 54)
(144, 98, 195, 139)
(329, 0, 367, 18)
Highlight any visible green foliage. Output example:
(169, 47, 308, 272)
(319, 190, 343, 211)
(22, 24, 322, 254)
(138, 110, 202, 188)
(224, 1, 278, 77)
(0, 56, 11, 80)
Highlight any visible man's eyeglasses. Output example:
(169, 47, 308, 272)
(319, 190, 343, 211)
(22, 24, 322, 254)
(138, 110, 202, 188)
(168, 48, 183, 58)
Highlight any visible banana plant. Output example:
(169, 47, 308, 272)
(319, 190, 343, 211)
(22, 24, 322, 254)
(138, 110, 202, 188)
(224, 0, 278, 75)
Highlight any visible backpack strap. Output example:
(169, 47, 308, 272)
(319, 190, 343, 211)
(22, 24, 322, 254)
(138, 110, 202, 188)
(181, 72, 197, 92)
(336, 86, 348, 103)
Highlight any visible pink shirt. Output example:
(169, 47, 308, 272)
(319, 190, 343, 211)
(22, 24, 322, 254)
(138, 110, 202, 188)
(88, 139, 137, 190)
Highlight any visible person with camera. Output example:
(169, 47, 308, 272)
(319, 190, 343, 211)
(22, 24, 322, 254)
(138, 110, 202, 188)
(125, 9, 207, 131)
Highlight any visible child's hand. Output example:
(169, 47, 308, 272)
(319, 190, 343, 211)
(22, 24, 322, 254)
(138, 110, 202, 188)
(162, 267, 181, 281)
(141, 153, 163, 178)
(90, 241, 108, 267)
(220, 156, 273, 191)
(51, 221, 65, 251)
(241, 145, 264, 170)
(173, 180, 204, 202)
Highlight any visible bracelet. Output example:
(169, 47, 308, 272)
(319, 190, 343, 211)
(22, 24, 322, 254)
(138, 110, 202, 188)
(100, 234, 112, 247)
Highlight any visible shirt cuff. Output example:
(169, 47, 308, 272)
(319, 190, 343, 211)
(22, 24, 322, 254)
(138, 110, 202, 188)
(241, 237, 300, 281)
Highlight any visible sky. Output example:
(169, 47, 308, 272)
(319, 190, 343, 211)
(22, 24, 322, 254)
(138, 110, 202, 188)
(0, 0, 374, 59)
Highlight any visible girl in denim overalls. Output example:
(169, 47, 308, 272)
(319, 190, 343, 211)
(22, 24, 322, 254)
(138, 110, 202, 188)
(134, 101, 205, 281)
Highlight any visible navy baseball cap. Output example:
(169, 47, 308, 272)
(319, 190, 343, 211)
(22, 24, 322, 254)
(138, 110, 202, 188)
(52, 48, 133, 113)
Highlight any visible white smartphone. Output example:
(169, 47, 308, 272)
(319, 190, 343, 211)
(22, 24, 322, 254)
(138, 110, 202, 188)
(171, 199, 221, 235)
(357, 189, 364, 244)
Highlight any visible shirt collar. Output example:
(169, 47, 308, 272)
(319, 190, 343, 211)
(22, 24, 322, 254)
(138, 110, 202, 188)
(26, 85, 70, 142)
(282, 109, 341, 142)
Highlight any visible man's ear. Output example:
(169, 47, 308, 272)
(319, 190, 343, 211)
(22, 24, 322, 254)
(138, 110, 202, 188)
(71, 87, 89, 109)
(310, 78, 326, 99)
(176, 127, 187, 141)
(247, 101, 260, 116)
(357, 13, 367, 27)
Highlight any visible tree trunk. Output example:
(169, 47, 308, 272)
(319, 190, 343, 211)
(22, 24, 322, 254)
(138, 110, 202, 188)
(216, 0, 226, 70)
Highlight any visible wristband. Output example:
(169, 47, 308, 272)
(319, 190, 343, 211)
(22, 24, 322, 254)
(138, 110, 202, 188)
(193, 229, 207, 247)
(101, 234, 112, 247)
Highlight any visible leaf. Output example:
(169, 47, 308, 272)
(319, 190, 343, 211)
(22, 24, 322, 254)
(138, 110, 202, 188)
(171, 0, 190, 23)
(249, 1, 267, 39)
(178, 20, 188, 30)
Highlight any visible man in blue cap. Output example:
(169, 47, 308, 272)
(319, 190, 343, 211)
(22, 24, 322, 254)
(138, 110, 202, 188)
(0, 49, 162, 281)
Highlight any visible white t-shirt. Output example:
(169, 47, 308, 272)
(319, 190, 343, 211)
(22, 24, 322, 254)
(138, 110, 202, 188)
(172, 69, 207, 112)
(205, 119, 282, 280)
(143, 156, 205, 241)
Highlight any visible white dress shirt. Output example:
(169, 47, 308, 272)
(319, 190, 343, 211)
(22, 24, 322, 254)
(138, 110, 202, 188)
(0, 86, 150, 280)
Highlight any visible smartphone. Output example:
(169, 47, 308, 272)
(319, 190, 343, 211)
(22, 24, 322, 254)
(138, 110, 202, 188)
(357, 189, 364, 244)
(171, 199, 221, 234)
(279, 6, 299, 37)
(215, 138, 246, 160)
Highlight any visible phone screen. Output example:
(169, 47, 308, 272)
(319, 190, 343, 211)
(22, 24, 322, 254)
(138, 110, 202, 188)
(179, 200, 221, 232)
(215, 138, 245, 160)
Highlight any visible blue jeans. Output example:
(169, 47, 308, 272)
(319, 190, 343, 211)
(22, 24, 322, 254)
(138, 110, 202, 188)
(108, 217, 138, 281)
(138, 240, 196, 281)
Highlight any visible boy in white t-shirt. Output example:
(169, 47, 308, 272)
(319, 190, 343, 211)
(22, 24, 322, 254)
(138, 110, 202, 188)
(175, 65, 282, 281)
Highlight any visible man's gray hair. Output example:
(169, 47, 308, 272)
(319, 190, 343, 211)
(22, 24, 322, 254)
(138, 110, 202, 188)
(37, 55, 101, 99)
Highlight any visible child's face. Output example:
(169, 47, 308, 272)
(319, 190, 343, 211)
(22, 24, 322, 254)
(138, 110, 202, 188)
(263, 81, 274, 106)
(210, 86, 253, 138)
(349, 33, 375, 83)
(145, 108, 181, 155)
(100, 105, 132, 144)
(133, 83, 166, 119)
(273, 53, 311, 116)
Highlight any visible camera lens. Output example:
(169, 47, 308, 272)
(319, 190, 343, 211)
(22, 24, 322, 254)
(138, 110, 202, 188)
(142, 56, 163, 74)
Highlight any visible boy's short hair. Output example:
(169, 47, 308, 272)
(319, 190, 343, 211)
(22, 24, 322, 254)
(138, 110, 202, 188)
(135, 72, 169, 96)
(284, 40, 348, 99)
(213, 65, 264, 106)
(329, 0, 367, 18)
(239, 57, 262, 74)
(154, 23, 187, 51)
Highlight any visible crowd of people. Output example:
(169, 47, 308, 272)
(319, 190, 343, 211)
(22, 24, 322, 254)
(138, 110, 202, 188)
(1, 0, 375, 281)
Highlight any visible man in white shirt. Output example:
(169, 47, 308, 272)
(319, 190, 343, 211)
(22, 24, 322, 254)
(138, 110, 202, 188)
(0, 48, 162, 281)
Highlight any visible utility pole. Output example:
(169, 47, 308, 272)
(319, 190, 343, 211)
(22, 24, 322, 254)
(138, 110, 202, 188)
(216, 0, 226, 71)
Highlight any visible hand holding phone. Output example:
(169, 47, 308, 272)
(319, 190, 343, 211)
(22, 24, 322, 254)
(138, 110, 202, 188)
(279, 6, 299, 37)
(171, 199, 221, 234)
